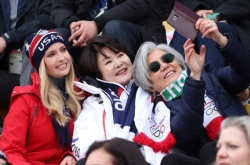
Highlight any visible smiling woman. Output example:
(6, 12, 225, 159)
(147, 49, 184, 93)
(71, 35, 138, 161)
(0, 29, 85, 165)
(96, 46, 133, 86)
(43, 42, 71, 78)
(133, 18, 250, 164)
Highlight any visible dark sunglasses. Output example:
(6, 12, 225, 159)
(149, 53, 174, 72)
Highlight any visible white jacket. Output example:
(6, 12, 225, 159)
(72, 80, 171, 165)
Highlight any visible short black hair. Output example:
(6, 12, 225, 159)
(78, 35, 133, 79)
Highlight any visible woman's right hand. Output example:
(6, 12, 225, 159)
(183, 39, 206, 80)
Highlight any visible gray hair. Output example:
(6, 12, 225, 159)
(133, 41, 186, 94)
(219, 116, 250, 144)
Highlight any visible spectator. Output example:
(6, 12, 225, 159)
(50, 0, 172, 55)
(83, 138, 149, 165)
(0, 0, 54, 110)
(133, 18, 250, 159)
(161, 116, 250, 165)
(216, 116, 250, 165)
(0, 29, 84, 165)
(72, 35, 176, 165)
(170, 0, 250, 70)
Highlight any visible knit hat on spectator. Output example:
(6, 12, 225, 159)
(0, 150, 7, 162)
(25, 29, 65, 70)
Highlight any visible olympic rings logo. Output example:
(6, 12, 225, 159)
(206, 106, 218, 115)
(153, 125, 165, 139)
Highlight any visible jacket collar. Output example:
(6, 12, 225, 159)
(204, 62, 211, 71)
(96, 78, 135, 95)
(11, 71, 40, 98)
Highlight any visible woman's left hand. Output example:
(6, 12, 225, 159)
(184, 39, 206, 80)
(60, 155, 77, 165)
(195, 18, 228, 47)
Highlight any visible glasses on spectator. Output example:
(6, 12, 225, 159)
(149, 53, 174, 72)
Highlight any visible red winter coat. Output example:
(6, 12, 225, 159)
(0, 72, 75, 165)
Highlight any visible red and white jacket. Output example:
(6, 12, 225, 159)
(0, 72, 75, 165)
(72, 80, 176, 165)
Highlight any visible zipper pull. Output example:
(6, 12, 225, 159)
(34, 106, 38, 115)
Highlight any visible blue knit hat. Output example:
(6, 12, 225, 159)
(0, 150, 7, 162)
(25, 29, 65, 70)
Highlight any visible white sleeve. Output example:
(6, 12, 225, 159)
(72, 96, 104, 160)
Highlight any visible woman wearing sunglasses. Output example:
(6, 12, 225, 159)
(133, 18, 250, 163)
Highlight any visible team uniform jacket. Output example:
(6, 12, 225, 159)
(73, 79, 177, 165)
(72, 79, 208, 164)
(0, 72, 74, 165)
(72, 80, 138, 160)
(168, 33, 250, 157)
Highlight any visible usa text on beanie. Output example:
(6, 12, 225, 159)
(25, 29, 65, 70)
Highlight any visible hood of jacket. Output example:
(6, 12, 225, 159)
(11, 71, 41, 100)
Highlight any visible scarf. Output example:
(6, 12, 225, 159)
(203, 91, 224, 140)
(50, 76, 71, 149)
(100, 80, 138, 139)
(161, 70, 187, 101)
(133, 88, 175, 165)
(160, 70, 223, 140)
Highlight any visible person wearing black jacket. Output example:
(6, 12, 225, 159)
(170, 0, 250, 70)
(0, 0, 54, 110)
(50, 0, 174, 55)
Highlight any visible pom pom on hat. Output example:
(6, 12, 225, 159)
(25, 29, 65, 70)
(0, 150, 7, 162)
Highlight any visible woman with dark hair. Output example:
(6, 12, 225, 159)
(72, 35, 176, 165)
(77, 35, 134, 79)
(84, 138, 149, 165)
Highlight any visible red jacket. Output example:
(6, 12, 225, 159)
(0, 72, 74, 165)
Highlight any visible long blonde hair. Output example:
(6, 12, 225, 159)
(39, 57, 83, 126)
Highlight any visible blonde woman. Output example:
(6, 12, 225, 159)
(0, 29, 84, 165)
(216, 116, 250, 165)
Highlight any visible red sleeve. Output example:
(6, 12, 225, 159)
(0, 95, 32, 165)
(61, 151, 76, 161)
